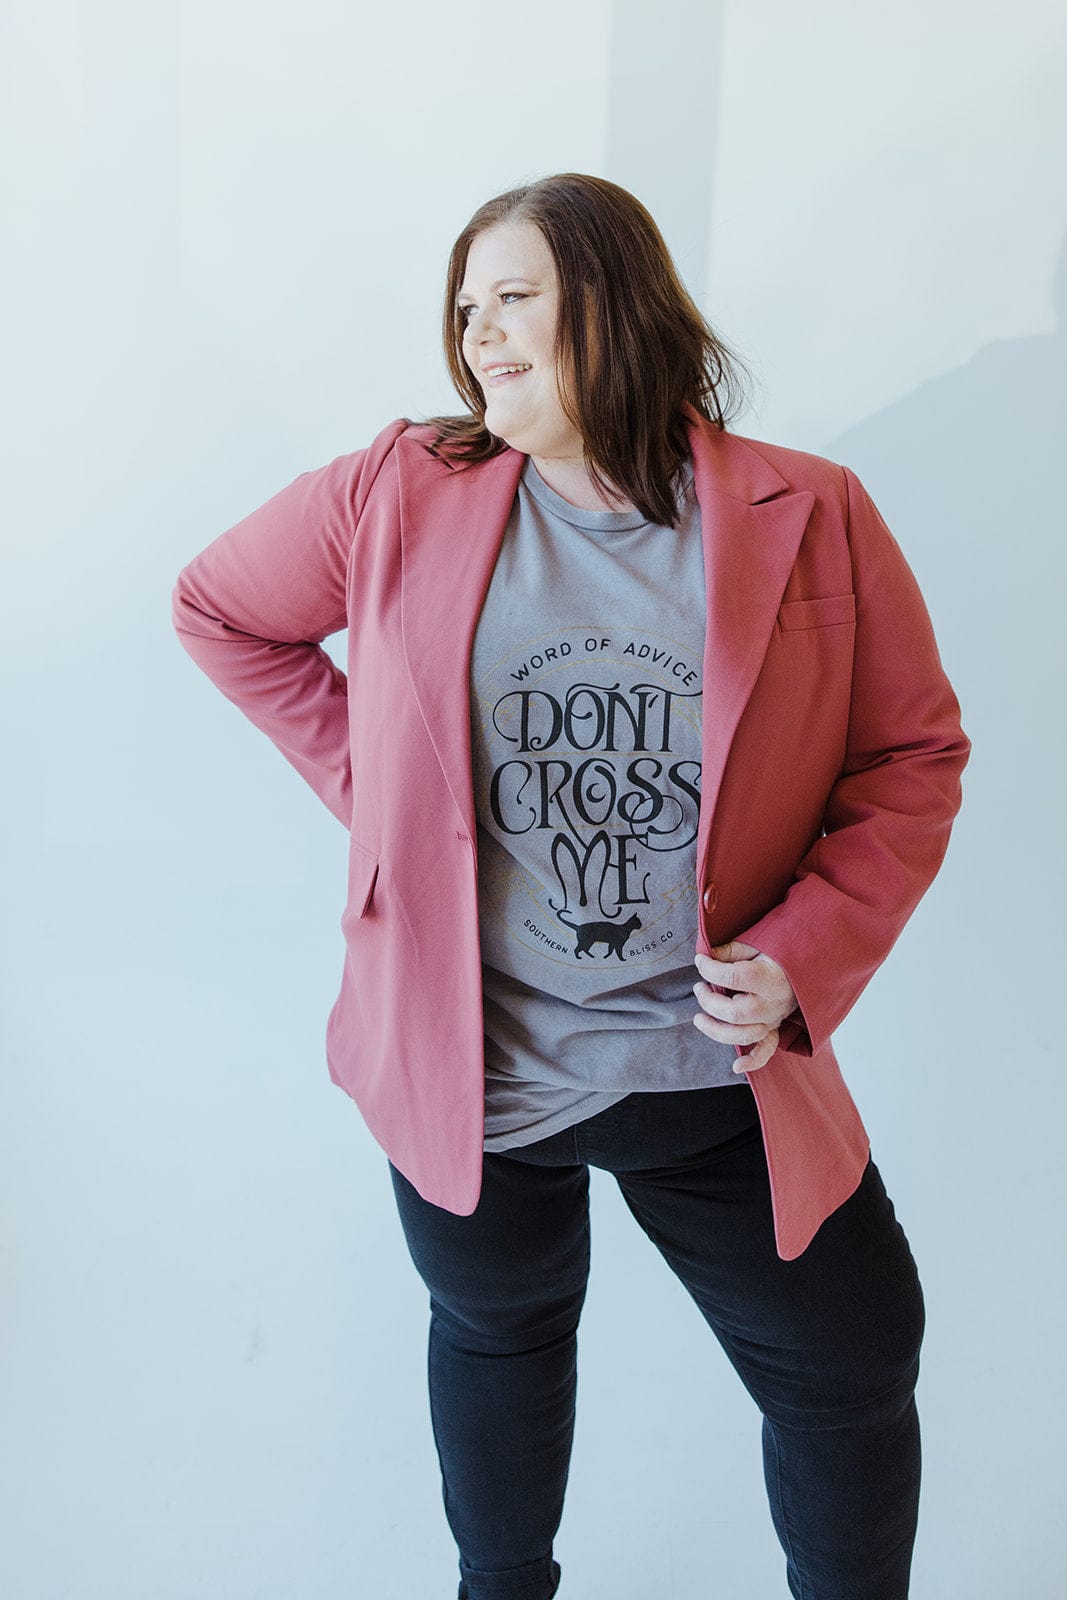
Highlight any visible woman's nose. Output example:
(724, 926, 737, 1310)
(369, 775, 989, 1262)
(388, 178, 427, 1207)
(464, 305, 501, 341)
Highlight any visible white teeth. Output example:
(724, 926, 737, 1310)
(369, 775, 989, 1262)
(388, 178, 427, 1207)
(485, 363, 531, 376)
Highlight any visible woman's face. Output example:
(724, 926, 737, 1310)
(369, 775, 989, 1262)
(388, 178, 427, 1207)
(458, 220, 586, 462)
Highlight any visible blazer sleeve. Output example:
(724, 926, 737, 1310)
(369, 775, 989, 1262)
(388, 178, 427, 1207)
(736, 463, 971, 1058)
(171, 416, 409, 829)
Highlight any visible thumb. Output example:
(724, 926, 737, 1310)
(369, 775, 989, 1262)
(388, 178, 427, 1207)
(710, 940, 760, 962)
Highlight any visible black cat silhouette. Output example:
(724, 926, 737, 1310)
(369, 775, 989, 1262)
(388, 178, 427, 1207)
(552, 907, 642, 960)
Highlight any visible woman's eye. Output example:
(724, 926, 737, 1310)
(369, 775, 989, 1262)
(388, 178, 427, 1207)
(458, 292, 526, 322)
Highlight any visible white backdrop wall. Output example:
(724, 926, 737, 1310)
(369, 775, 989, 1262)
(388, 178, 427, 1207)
(2, 2, 1064, 1596)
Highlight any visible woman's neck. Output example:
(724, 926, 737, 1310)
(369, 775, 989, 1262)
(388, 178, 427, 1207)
(528, 451, 636, 513)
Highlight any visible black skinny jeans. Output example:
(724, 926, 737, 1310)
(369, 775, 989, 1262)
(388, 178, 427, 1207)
(388, 1081, 924, 1599)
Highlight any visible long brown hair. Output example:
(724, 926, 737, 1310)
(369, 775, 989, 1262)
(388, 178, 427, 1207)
(415, 172, 754, 528)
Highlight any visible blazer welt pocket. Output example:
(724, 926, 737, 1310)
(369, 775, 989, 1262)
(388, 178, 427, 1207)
(777, 593, 856, 632)
(348, 841, 380, 918)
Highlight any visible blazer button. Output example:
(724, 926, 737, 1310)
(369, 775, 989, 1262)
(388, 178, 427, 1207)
(702, 882, 717, 915)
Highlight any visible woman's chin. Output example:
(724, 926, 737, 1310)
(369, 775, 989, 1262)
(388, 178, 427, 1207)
(483, 407, 528, 451)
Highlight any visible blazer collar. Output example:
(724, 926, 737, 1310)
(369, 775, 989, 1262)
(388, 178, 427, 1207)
(394, 402, 814, 848)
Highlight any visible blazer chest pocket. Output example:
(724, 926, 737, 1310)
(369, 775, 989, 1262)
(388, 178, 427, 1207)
(777, 593, 856, 632)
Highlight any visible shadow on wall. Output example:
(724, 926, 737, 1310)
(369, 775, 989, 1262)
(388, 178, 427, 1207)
(824, 225, 1067, 956)
(605, 0, 726, 301)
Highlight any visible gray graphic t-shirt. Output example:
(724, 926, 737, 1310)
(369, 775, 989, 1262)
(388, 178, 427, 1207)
(471, 454, 742, 1153)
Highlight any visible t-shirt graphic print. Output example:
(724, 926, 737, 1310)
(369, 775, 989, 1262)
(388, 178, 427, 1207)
(480, 629, 701, 974)
(470, 455, 741, 1153)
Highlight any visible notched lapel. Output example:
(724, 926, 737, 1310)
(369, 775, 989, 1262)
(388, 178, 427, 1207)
(683, 408, 816, 866)
(395, 432, 524, 838)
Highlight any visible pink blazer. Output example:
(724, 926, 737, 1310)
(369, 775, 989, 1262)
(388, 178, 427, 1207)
(172, 402, 969, 1259)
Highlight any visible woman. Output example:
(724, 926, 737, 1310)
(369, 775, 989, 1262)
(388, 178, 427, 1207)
(173, 172, 969, 1599)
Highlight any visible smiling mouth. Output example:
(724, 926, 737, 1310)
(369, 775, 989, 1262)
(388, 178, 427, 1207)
(483, 364, 532, 386)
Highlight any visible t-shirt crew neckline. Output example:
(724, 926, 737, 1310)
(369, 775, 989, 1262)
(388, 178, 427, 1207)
(520, 454, 695, 534)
